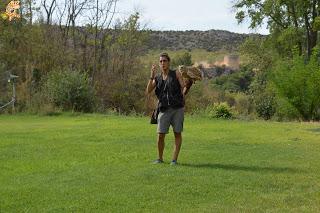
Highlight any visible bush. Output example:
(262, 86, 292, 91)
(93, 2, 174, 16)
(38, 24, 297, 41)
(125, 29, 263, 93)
(45, 69, 95, 112)
(171, 51, 193, 68)
(185, 82, 218, 113)
(273, 97, 301, 121)
(234, 93, 253, 116)
(223, 92, 236, 107)
(254, 91, 276, 120)
(210, 102, 233, 119)
(101, 73, 147, 114)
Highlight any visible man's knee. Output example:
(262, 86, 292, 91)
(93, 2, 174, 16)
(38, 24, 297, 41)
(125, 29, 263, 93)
(158, 133, 166, 140)
(174, 132, 182, 138)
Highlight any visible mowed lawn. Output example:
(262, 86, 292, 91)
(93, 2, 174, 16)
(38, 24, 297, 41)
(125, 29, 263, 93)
(0, 114, 320, 212)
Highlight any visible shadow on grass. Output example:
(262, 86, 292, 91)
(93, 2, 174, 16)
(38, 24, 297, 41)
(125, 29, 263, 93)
(180, 163, 302, 174)
(307, 128, 320, 133)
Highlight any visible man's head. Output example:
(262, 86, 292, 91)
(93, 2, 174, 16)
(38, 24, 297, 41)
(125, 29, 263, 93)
(159, 52, 170, 72)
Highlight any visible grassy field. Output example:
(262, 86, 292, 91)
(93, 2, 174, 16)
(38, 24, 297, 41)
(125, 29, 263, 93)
(0, 114, 320, 212)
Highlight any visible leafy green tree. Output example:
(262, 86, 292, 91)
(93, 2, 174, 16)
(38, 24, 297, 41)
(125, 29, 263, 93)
(239, 37, 278, 119)
(233, 0, 320, 57)
(271, 48, 320, 120)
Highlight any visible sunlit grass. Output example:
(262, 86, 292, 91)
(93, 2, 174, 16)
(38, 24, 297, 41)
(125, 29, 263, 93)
(0, 114, 320, 212)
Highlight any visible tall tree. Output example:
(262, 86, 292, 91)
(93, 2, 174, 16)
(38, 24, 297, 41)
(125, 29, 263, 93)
(41, 0, 57, 25)
(233, 0, 320, 57)
(86, 0, 118, 80)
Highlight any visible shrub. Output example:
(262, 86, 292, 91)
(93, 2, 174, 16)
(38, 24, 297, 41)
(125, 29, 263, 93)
(273, 97, 301, 121)
(171, 51, 193, 68)
(254, 91, 276, 120)
(223, 92, 236, 107)
(234, 93, 253, 115)
(210, 102, 233, 119)
(45, 69, 95, 112)
(185, 82, 218, 113)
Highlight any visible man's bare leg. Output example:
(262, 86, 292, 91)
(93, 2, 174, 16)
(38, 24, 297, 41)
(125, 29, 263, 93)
(172, 132, 182, 161)
(157, 133, 166, 160)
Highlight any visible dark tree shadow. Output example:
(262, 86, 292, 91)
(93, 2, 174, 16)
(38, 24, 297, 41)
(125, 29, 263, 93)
(180, 163, 303, 174)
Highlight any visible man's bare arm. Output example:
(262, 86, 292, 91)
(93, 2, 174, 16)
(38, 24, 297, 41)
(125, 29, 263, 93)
(147, 79, 156, 94)
(146, 64, 157, 94)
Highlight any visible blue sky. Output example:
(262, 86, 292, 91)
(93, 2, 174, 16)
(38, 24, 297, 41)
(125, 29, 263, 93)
(117, 0, 269, 34)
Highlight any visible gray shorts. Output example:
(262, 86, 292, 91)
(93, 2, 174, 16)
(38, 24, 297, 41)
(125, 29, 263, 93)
(157, 107, 184, 134)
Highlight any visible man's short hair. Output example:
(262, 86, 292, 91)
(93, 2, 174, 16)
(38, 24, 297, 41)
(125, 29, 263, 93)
(160, 52, 170, 62)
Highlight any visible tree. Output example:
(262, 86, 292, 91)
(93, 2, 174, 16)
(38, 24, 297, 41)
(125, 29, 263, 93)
(239, 37, 278, 119)
(86, 0, 118, 81)
(271, 49, 320, 120)
(94, 13, 149, 113)
(233, 0, 320, 57)
(0, 1, 149, 114)
(41, 0, 57, 25)
(22, 0, 38, 25)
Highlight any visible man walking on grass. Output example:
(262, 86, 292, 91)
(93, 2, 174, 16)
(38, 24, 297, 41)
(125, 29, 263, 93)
(146, 52, 189, 165)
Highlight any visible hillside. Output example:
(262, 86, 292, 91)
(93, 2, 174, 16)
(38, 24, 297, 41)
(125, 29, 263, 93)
(146, 29, 262, 51)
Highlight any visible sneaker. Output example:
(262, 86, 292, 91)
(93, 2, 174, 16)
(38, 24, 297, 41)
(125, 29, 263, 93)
(170, 160, 178, 166)
(153, 159, 164, 164)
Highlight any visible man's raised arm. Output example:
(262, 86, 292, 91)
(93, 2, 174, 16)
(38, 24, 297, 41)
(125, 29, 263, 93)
(146, 64, 157, 94)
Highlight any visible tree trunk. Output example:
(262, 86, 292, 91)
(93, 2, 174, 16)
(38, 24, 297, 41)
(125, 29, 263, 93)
(83, 33, 88, 71)
(304, 13, 312, 57)
(289, 3, 302, 55)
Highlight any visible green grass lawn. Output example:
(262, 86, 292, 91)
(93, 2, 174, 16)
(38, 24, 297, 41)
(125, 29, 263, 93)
(0, 114, 320, 212)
